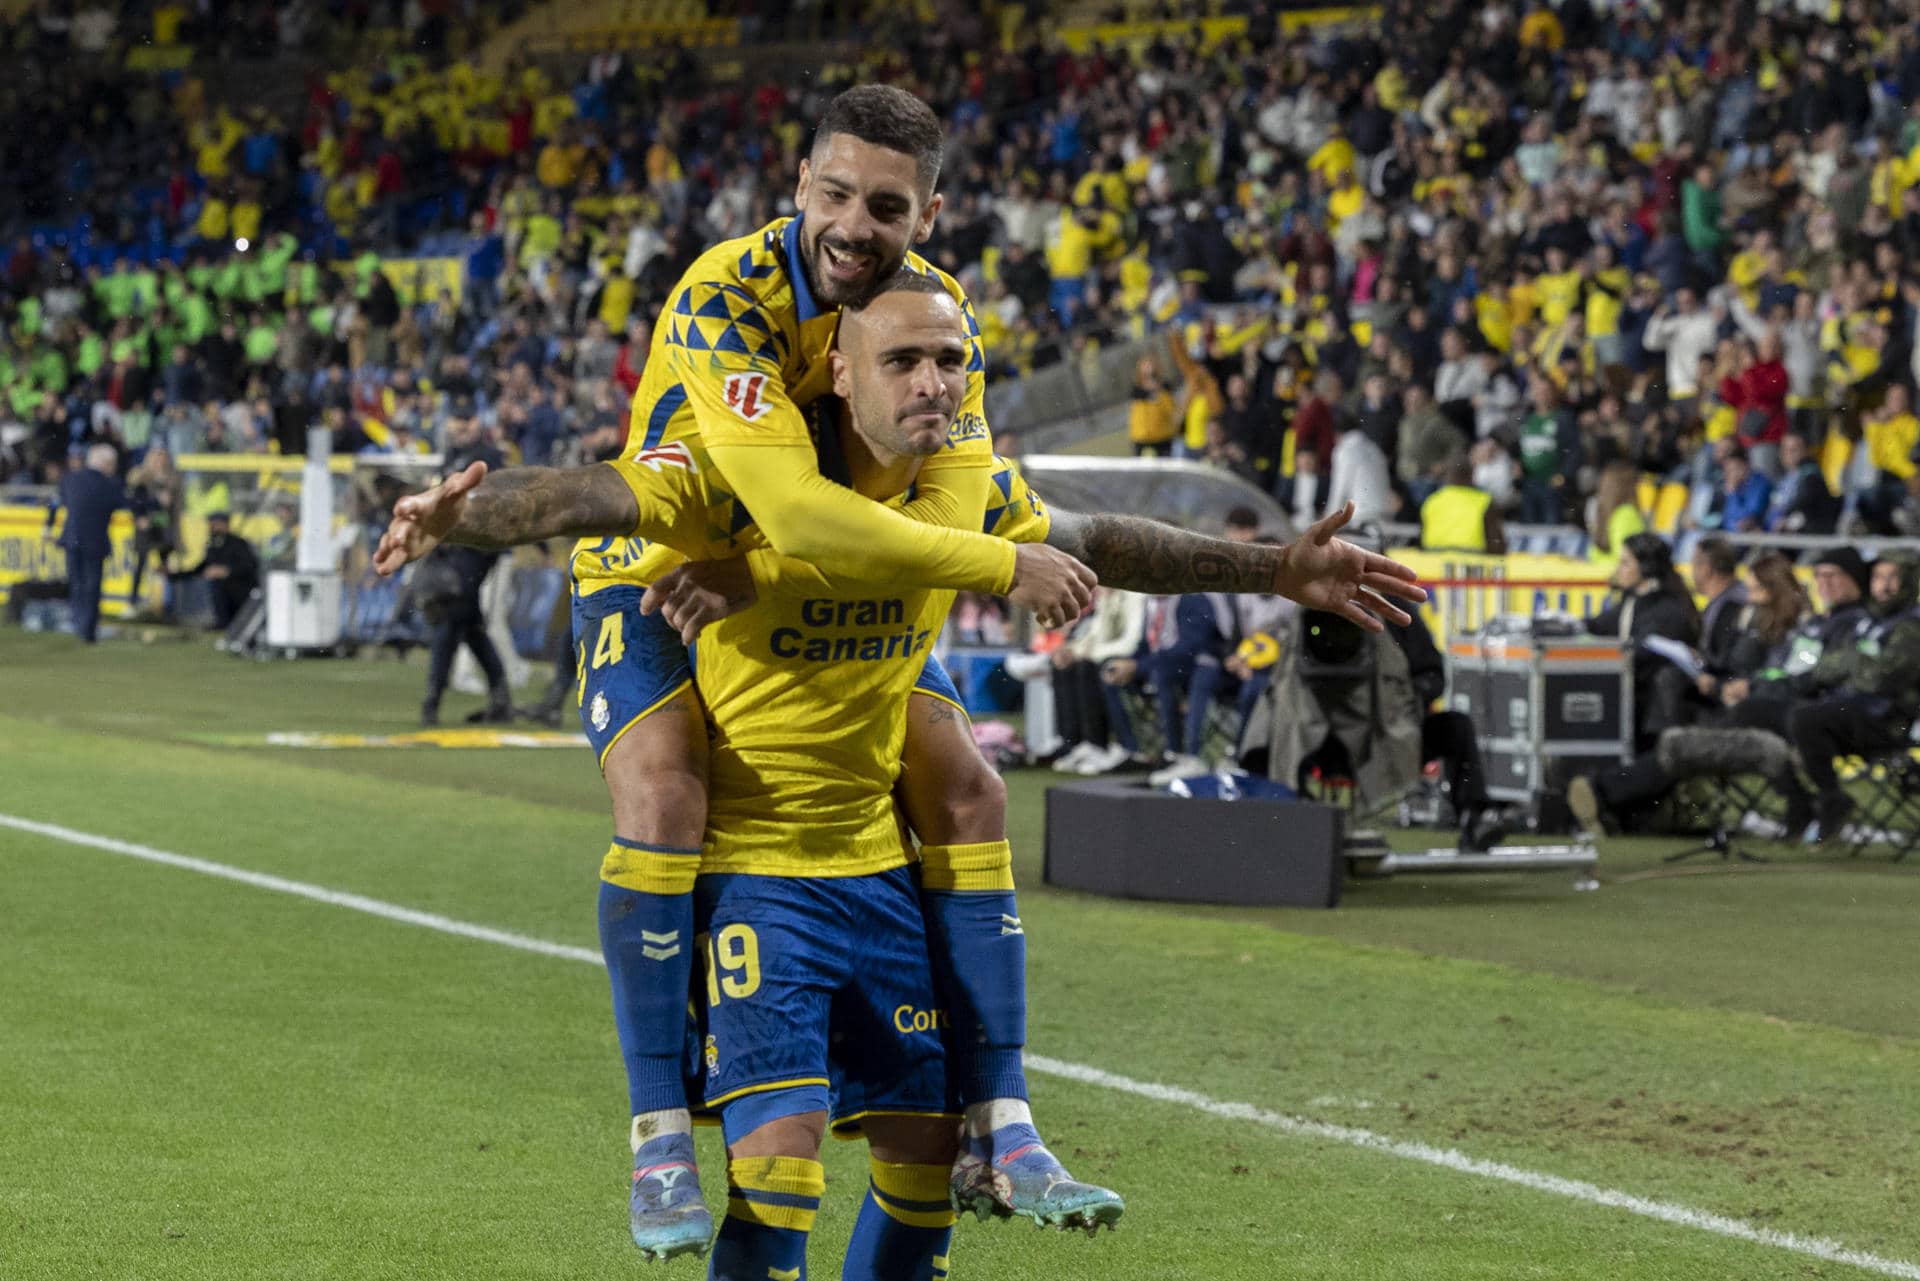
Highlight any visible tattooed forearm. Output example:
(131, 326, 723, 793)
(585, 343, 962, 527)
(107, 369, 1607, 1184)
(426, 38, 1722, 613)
(1045, 507, 1284, 594)
(450, 464, 640, 550)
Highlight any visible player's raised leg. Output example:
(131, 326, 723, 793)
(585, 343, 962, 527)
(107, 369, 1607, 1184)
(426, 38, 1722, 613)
(897, 669, 1124, 1232)
(578, 587, 715, 1260)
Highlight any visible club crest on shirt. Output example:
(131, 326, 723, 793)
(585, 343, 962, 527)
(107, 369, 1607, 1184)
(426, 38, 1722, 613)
(722, 372, 771, 422)
(590, 692, 611, 732)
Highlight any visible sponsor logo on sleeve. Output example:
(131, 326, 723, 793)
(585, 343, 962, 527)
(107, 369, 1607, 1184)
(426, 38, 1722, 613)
(722, 372, 771, 422)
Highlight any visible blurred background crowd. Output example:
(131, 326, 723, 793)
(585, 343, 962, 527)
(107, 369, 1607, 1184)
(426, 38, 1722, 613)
(9, 0, 1920, 557)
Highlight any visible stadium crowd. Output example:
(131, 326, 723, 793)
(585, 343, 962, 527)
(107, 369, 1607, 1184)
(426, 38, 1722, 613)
(13, 0, 1920, 553)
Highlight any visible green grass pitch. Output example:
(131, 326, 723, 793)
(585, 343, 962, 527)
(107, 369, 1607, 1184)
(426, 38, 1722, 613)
(1, 629, 1916, 1280)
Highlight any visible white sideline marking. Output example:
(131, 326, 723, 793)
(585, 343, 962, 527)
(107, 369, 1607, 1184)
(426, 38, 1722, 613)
(6, 809, 1918, 1281)
(0, 814, 600, 967)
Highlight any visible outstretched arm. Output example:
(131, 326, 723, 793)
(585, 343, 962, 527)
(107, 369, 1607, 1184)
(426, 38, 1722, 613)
(1043, 507, 1284, 595)
(1045, 501, 1426, 632)
(372, 461, 639, 573)
(645, 500, 1427, 642)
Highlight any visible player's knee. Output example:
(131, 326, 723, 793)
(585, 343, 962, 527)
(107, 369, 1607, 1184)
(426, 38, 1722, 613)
(863, 1113, 960, 1169)
(605, 701, 709, 848)
(727, 1110, 829, 1162)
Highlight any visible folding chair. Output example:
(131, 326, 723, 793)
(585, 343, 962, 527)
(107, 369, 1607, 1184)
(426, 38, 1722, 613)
(1661, 772, 1775, 863)
(1651, 726, 1788, 863)
(1837, 723, 1920, 862)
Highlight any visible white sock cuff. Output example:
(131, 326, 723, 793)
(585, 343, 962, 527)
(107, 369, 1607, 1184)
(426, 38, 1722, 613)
(631, 1108, 694, 1152)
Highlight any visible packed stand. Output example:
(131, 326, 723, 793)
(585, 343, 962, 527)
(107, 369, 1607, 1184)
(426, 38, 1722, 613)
(15, 0, 1920, 549)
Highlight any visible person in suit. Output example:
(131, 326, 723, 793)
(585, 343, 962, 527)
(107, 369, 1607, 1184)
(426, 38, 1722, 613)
(1099, 592, 1230, 777)
(48, 444, 126, 644)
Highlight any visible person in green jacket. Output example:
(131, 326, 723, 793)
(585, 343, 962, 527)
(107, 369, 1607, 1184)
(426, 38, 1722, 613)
(1682, 162, 1724, 265)
(1783, 553, 1920, 841)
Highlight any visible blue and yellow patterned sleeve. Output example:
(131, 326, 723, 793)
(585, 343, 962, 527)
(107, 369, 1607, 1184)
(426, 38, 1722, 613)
(983, 456, 1052, 545)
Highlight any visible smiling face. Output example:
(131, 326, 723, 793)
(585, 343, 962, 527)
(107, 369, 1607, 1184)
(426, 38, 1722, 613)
(794, 134, 941, 308)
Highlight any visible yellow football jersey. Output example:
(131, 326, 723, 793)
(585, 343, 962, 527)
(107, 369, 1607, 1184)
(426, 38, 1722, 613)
(573, 216, 1012, 601)
(693, 449, 1050, 879)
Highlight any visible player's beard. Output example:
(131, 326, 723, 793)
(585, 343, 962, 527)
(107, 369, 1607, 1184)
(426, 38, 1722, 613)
(891, 397, 954, 456)
(806, 229, 907, 307)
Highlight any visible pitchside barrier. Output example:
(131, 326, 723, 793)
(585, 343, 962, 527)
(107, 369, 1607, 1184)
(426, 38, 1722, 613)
(1, 451, 445, 630)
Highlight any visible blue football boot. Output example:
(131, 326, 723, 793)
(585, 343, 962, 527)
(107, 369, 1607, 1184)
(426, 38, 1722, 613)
(950, 1123, 1125, 1234)
(629, 1132, 712, 1261)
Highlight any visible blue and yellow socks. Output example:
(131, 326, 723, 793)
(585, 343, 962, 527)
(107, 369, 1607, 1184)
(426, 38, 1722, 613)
(709, 1155, 822, 1281)
(842, 1159, 956, 1281)
(598, 838, 701, 1123)
(917, 840, 1029, 1104)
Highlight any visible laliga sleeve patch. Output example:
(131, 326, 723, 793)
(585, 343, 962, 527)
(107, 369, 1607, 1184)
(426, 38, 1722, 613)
(722, 372, 771, 422)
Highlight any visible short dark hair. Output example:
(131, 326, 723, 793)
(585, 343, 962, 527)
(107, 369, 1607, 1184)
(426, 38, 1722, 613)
(1695, 535, 1739, 580)
(1225, 505, 1261, 531)
(844, 266, 951, 314)
(813, 85, 945, 195)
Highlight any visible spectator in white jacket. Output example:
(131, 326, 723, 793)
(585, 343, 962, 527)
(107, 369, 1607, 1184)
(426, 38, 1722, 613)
(1050, 589, 1148, 775)
(1325, 414, 1397, 528)
(1641, 286, 1720, 402)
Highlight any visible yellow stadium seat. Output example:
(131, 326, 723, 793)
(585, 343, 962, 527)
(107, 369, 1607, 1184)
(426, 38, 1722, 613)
(1650, 481, 1690, 535)
(1635, 477, 1658, 516)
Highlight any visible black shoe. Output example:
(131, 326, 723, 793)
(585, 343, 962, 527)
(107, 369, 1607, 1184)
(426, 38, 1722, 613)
(1458, 807, 1511, 853)
(420, 702, 439, 728)
(466, 698, 513, 724)
(1779, 790, 1815, 842)
(1812, 792, 1855, 844)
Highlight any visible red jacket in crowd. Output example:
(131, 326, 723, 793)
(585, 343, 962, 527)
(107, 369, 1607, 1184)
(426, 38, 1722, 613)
(614, 339, 645, 400)
(1289, 395, 1338, 467)
(1721, 358, 1789, 446)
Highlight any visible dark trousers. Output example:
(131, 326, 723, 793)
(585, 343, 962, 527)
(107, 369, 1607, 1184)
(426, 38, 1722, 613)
(66, 548, 105, 644)
(130, 530, 169, 607)
(1052, 659, 1111, 749)
(1421, 709, 1489, 813)
(425, 595, 507, 711)
(1790, 695, 1910, 795)
(1519, 478, 1564, 524)
(1597, 696, 1800, 817)
(1099, 681, 1139, 753)
(1593, 752, 1677, 814)
(1148, 653, 1226, 757)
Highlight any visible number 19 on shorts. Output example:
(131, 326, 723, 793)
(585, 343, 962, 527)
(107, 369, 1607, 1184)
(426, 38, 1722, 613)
(698, 924, 761, 1005)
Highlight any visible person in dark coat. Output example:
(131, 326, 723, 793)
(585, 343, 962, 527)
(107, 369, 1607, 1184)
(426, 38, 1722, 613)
(48, 444, 126, 643)
(178, 511, 260, 628)
(1392, 609, 1506, 852)
(1588, 532, 1702, 746)
(420, 402, 510, 726)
